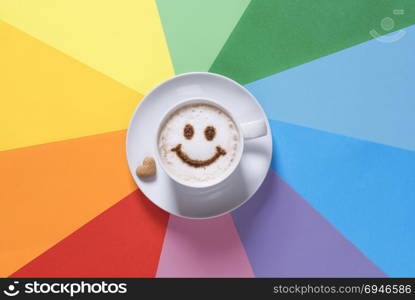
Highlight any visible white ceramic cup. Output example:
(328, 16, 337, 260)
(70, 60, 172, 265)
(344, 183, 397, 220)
(155, 98, 267, 188)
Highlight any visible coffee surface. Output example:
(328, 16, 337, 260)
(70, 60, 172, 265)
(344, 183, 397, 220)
(158, 103, 240, 184)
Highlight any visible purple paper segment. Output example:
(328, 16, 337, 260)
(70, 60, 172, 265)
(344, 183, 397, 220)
(156, 214, 254, 277)
(232, 170, 385, 277)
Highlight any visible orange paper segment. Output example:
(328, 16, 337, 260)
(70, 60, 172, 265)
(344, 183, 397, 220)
(0, 130, 137, 277)
(11, 190, 169, 278)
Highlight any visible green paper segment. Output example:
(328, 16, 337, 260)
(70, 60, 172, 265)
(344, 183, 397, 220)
(156, 0, 251, 74)
(209, 0, 415, 84)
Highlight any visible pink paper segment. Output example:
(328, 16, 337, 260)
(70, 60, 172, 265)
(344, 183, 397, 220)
(156, 214, 254, 277)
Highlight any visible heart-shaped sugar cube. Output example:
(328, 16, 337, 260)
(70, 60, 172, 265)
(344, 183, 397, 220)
(136, 157, 156, 177)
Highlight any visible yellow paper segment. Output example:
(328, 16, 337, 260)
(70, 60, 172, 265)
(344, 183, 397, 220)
(0, 21, 141, 151)
(0, 0, 174, 94)
(0, 130, 137, 277)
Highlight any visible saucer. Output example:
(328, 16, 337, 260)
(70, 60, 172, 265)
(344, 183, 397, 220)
(126, 72, 272, 218)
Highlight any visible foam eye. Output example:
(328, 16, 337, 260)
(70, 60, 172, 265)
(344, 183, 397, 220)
(184, 124, 194, 139)
(204, 126, 216, 141)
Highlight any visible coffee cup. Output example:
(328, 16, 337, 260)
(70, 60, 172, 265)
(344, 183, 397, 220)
(155, 98, 267, 188)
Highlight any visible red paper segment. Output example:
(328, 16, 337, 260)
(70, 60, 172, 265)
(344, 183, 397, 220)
(10, 190, 169, 278)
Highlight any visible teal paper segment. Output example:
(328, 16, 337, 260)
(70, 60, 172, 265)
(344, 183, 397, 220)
(268, 119, 415, 276)
(246, 25, 415, 151)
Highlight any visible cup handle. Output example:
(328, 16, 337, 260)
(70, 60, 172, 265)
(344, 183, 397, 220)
(240, 119, 267, 140)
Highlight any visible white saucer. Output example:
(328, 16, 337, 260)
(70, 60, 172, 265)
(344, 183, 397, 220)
(126, 72, 272, 218)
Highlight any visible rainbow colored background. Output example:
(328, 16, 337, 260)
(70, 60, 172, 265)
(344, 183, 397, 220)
(1, 0, 415, 277)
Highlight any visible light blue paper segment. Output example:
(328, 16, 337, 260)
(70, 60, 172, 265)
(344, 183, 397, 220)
(269, 119, 415, 276)
(247, 25, 415, 151)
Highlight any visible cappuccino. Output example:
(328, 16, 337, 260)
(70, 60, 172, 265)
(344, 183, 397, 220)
(158, 103, 240, 185)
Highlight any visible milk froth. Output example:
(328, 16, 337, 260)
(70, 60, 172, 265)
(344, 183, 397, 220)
(158, 103, 240, 184)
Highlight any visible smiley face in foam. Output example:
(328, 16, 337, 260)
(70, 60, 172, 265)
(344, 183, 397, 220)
(158, 103, 240, 185)
(170, 124, 227, 168)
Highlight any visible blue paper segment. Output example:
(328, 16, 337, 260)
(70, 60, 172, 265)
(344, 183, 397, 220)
(268, 119, 415, 276)
(232, 170, 385, 277)
(246, 25, 415, 151)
